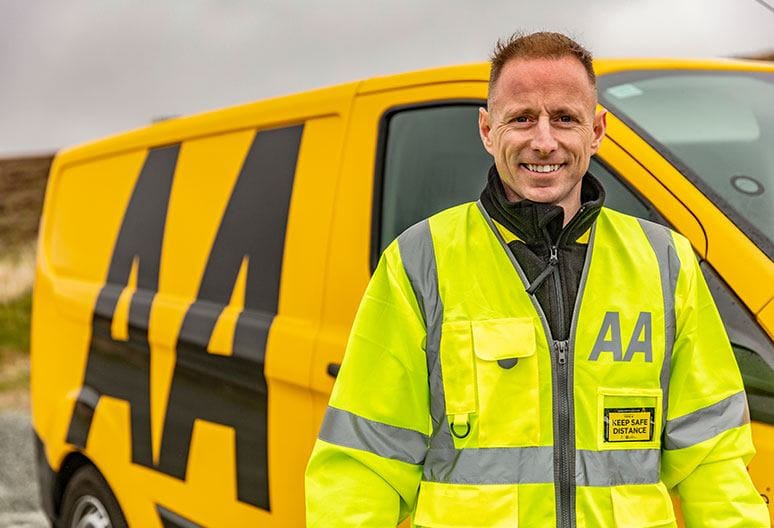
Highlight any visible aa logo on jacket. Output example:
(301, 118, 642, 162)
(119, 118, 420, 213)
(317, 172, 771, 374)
(588, 311, 653, 362)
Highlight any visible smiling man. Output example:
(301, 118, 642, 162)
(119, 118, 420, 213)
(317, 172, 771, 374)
(478, 44, 605, 223)
(306, 32, 769, 527)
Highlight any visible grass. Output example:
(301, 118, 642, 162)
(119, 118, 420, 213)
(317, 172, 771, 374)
(0, 292, 31, 362)
(0, 154, 49, 408)
(0, 243, 36, 303)
(0, 291, 32, 409)
(0, 367, 28, 392)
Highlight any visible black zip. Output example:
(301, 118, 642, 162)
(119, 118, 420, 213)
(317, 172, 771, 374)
(477, 200, 591, 528)
(554, 339, 572, 528)
(550, 231, 574, 528)
(533, 237, 575, 528)
(550, 245, 565, 333)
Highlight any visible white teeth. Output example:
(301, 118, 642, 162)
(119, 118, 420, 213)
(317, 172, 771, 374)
(524, 164, 561, 173)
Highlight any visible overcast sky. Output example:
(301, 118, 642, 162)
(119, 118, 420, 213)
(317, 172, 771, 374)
(2, 0, 772, 156)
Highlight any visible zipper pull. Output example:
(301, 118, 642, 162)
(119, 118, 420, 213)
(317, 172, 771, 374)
(526, 246, 559, 295)
(549, 245, 558, 265)
(555, 340, 568, 365)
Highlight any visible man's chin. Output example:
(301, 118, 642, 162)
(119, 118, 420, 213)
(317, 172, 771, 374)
(521, 188, 563, 205)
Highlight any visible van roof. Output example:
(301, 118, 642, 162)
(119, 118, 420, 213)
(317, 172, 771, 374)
(356, 57, 774, 94)
(56, 57, 772, 164)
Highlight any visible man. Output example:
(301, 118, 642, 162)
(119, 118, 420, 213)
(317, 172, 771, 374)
(306, 32, 769, 527)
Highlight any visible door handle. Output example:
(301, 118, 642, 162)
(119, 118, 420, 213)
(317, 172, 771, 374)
(326, 363, 341, 378)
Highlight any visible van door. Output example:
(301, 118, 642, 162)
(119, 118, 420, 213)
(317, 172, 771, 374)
(311, 80, 490, 421)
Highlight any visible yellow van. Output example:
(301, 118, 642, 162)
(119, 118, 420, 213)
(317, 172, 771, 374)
(31, 58, 773, 527)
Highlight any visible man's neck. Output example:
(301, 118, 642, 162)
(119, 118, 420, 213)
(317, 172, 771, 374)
(501, 183, 582, 227)
(479, 166, 605, 246)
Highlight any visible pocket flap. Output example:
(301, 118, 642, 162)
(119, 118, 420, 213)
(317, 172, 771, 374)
(472, 318, 536, 361)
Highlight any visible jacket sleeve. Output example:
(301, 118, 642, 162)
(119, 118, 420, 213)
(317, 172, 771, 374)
(305, 240, 430, 527)
(661, 234, 769, 527)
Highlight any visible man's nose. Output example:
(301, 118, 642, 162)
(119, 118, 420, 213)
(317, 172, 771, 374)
(530, 117, 558, 155)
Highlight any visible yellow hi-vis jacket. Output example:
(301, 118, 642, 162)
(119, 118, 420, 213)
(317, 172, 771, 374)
(306, 202, 769, 527)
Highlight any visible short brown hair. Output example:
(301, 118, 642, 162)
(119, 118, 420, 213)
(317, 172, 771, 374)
(488, 32, 596, 97)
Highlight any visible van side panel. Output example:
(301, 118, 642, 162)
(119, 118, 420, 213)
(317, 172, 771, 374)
(32, 148, 162, 524)
(32, 82, 355, 527)
(32, 149, 151, 457)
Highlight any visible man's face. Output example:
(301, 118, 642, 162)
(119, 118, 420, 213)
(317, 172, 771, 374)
(478, 56, 606, 214)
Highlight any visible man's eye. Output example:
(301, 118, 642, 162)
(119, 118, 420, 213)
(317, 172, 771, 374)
(559, 115, 574, 123)
(514, 116, 529, 123)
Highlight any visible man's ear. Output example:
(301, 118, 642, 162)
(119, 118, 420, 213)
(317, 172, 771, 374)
(590, 108, 607, 153)
(479, 107, 495, 156)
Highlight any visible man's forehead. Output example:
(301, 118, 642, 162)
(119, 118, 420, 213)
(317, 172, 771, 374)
(490, 56, 597, 106)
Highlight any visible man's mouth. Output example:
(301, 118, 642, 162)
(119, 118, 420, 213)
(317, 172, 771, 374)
(522, 163, 563, 174)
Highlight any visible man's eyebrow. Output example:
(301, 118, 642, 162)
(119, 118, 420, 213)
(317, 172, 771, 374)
(499, 104, 535, 117)
(550, 104, 585, 114)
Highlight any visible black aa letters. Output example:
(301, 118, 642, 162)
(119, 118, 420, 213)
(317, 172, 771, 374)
(66, 145, 178, 468)
(66, 125, 303, 511)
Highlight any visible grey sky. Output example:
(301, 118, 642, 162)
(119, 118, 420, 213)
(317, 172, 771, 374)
(2, 0, 772, 156)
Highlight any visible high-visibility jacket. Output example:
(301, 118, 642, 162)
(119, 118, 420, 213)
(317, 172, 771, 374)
(306, 202, 769, 527)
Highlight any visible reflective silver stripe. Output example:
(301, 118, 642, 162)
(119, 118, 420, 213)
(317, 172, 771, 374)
(576, 449, 660, 486)
(424, 446, 554, 484)
(397, 220, 453, 451)
(319, 406, 428, 465)
(422, 446, 658, 486)
(638, 219, 679, 429)
(664, 391, 750, 450)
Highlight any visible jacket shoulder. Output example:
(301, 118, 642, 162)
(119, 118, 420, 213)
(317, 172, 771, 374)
(599, 207, 689, 247)
(394, 202, 477, 242)
(598, 208, 697, 281)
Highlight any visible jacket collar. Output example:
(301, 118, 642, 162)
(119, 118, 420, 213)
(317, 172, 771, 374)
(479, 164, 605, 246)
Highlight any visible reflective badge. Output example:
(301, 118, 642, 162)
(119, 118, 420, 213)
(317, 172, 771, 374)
(604, 407, 655, 442)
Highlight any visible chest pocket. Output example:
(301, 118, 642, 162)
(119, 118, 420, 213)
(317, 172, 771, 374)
(440, 317, 541, 447)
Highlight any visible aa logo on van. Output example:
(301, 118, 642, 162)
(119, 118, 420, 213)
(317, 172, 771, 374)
(65, 124, 304, 512)
(588, 311, 653, 362)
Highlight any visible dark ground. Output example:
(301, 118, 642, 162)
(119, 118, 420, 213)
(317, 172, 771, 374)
(0, 411, 49, 527)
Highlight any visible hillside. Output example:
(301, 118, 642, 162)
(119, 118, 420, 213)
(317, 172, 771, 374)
(0, 155, 52, 253)
(0, 154, 53, 408)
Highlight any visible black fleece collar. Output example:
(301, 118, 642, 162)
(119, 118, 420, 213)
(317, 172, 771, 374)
(479, 164, 606, 246)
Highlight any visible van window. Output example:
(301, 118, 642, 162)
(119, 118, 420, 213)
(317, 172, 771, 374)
(376, 104, 491, 256)
(376, 103, 665, 258)
(599, 70, 774, 259)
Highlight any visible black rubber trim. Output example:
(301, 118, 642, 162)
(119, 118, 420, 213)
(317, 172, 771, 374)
(33, 431, 56, 523)
(156, 504, 204, 528)
(327, 363, 341, 378)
